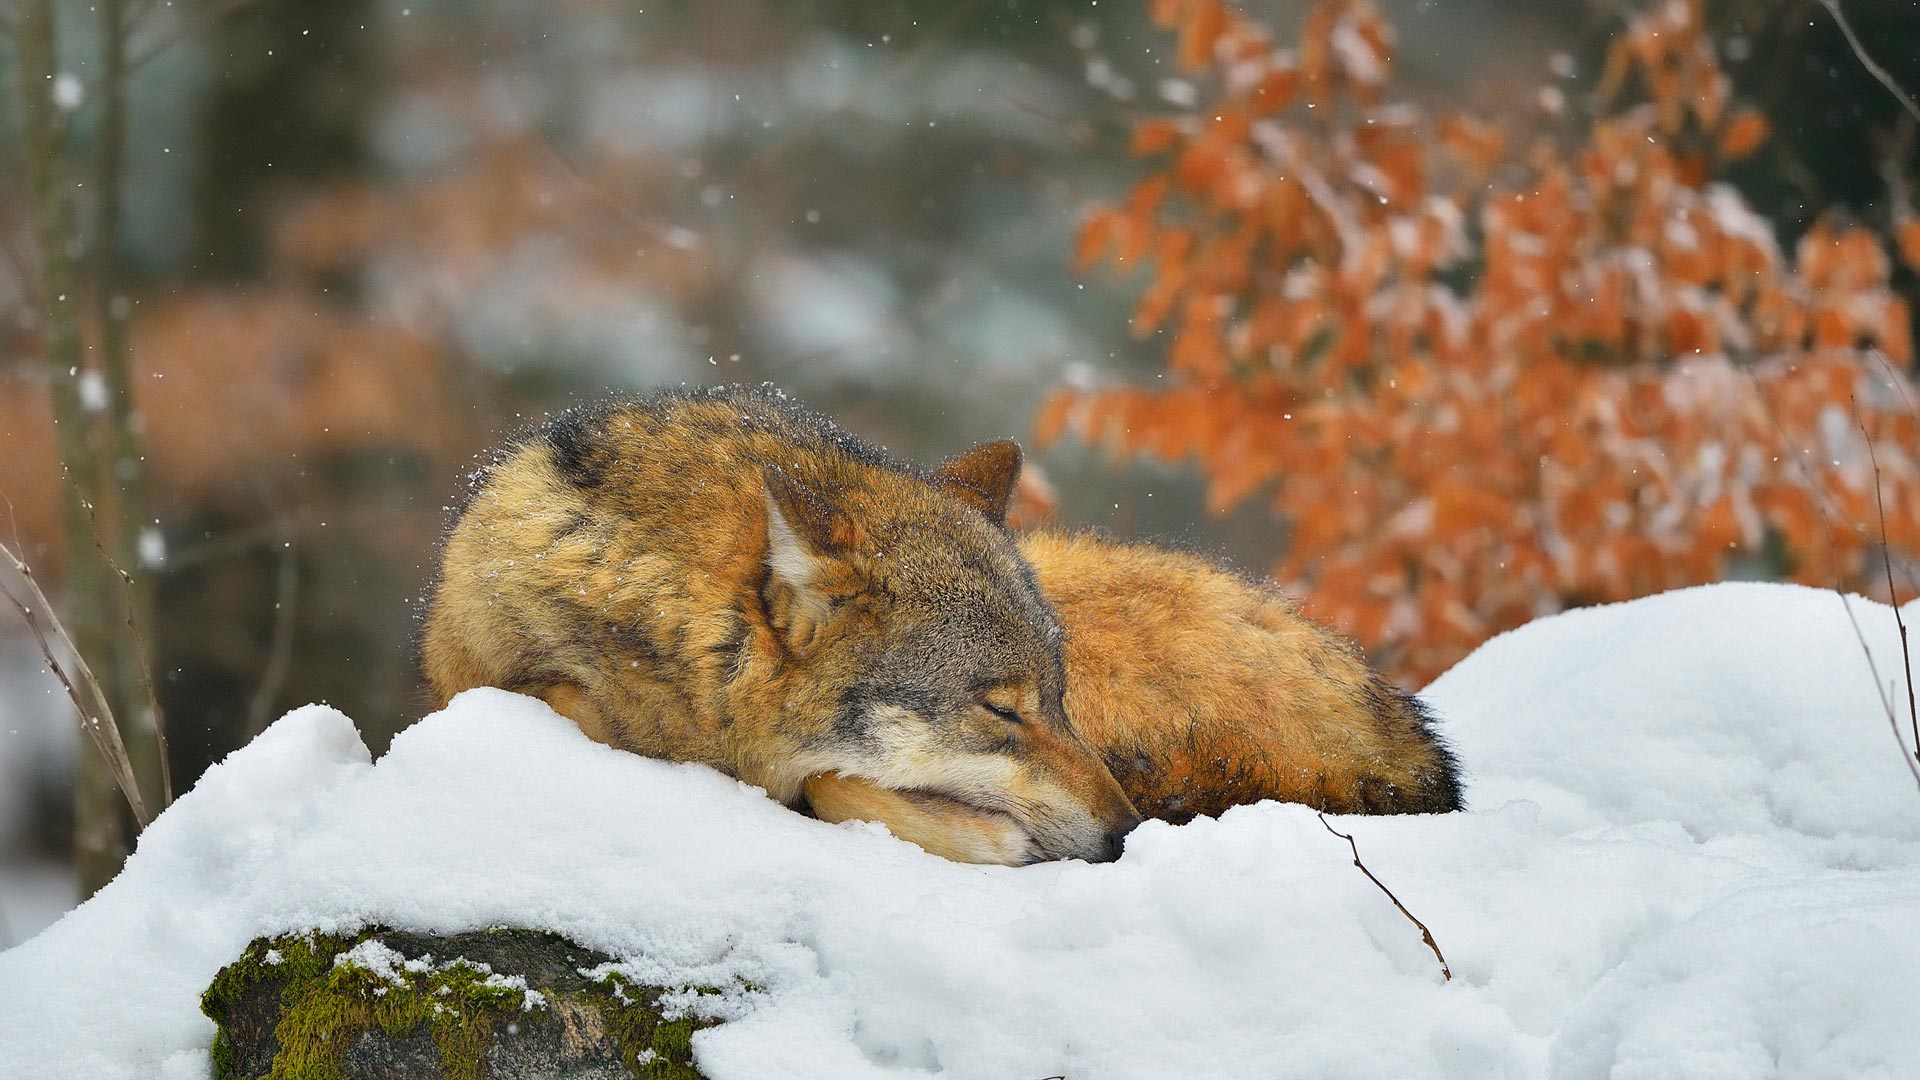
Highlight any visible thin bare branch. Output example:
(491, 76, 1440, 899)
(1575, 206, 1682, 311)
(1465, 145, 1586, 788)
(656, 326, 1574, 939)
(156, 502, 418, 573)
(532, 134, 684, 248)
(1839, 592, 1920, 790)
(78, 497, 172, 807)
(0, 578, 145, 818)
(1852, 398, 1918, 770)
(115, 0, 263, 86)
(1742, 365, 1917, 597)
(1817, 0, 1920, 127)
(0, 541, 151, 827)
(247, 537, 300, 737)
(1748, 373, 1920, 787)
(1866, 347, 1919, 429)
(161, 512, 301, 571)
(1317, 812, 1452, 982)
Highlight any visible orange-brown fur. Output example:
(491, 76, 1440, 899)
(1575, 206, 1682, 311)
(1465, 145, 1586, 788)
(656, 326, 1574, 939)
(807, 532, 1460, 856)
(1019, 532, 1460, 820)
(422, 387, 1140, 864)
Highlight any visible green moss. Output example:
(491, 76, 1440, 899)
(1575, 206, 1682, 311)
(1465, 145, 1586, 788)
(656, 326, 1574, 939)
(203, 931, 363, 1079)
(203, 929, 718, 1079)
(280, 953, 518, 1079)
(582, 970, 710, 1080)
(202, 931, 349, 1017)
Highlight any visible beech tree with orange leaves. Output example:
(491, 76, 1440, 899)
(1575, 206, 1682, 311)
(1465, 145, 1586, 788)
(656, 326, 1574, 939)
(1046, 0, 1920, 683)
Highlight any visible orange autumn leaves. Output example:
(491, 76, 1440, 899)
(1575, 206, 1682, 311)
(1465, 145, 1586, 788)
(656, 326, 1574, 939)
(1048, 0, 1920, 683)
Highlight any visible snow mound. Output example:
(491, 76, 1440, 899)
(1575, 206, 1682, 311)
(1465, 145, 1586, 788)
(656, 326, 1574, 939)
(2, 582, 1916, 1079)
(1430, 582, 1920, 852)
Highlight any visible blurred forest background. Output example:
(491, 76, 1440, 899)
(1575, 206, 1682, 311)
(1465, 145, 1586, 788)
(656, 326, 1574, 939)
(1, 0, 1916, 943)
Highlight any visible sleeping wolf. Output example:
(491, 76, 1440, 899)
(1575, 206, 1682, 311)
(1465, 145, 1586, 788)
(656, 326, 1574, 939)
(805, 532, 1462, 862)
(421, 385, 1141, 864)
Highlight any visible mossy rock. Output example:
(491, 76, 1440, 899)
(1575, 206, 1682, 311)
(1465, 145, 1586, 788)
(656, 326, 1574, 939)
(201, 927, 717, 1079)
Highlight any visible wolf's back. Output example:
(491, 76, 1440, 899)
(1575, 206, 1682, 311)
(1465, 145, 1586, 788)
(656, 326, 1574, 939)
(419, 386, 906, 756)
(1020, 532, 1462, 820)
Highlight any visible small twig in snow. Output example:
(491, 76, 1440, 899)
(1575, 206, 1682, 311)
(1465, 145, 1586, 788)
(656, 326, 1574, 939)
(1752, 373, 1920, 789)
(1852, 398, 1919, 774)
(1318, 812, 1451, 982)
(1838, 593, 1920, 790)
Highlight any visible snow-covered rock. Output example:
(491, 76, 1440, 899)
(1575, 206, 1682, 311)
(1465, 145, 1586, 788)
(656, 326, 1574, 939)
(0, 582, 1915, 1079)
(204, 927, 699, 1078)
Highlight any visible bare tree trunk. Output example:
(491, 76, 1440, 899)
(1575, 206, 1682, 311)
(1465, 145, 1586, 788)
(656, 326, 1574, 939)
(17, 0, 136, 895)
(94, 0, 171, 815)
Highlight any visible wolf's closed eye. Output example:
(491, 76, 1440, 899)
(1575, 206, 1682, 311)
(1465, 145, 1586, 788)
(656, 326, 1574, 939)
(979, 701, 1023, 725)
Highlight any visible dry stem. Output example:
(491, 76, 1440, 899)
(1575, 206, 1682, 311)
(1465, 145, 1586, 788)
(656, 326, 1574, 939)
(1853, 398, 1919, 775)
(1750, 372, 1920, 789)
(0, 532, 151, 827)
(79, 496, 173, 806)
(1818, 0, 1920, 127)
(1838, 593, 1920, 790)
(1317, 812, 1452, 982)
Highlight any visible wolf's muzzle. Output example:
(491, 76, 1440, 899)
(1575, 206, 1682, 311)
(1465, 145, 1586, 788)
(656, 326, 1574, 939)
(1081, 807, 1142, 863)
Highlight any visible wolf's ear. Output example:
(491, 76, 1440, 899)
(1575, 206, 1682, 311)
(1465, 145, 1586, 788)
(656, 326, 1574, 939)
(763, 467, 857, 656)
(932, 439, 1022, 525)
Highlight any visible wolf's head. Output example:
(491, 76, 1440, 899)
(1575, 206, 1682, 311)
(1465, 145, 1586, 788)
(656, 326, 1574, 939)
(746, 439, 1140, 865)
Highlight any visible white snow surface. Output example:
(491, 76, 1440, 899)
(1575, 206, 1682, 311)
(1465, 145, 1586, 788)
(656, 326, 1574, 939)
(2, 582, 1917, 1079)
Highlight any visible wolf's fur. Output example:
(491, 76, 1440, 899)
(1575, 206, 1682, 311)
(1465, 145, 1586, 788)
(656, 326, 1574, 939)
(1022, 532, 1461, 818)
(421, 386, 1140, 864)
(806, 532, 1461, 857)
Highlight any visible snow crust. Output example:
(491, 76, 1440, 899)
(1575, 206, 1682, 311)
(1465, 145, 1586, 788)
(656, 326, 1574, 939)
(1, 582, 1916, 1079)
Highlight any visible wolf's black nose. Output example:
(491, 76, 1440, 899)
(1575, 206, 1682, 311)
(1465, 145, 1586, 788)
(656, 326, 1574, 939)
(1099, 818, 1139, 862)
